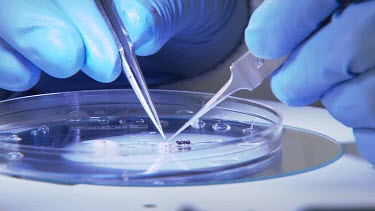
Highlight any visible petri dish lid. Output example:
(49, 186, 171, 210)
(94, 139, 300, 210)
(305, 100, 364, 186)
(0, 89, 282, 185)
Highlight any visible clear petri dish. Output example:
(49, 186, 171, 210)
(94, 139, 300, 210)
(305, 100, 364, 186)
(0, 90, 282, 186)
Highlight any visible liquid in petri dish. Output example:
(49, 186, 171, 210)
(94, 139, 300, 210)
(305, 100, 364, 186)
(0, 133, 22, 142)
(67, 111, 90, 126)
(5, 152, 24, 161)
(190, 119, 206, 129)
(30, 130, 38, 136)
(0, 90, 282, 186)
(38, 125, 50, 135)
(212, 122, 231, 132)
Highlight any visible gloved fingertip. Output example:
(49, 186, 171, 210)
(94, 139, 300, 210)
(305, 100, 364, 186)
(354, 128, 375, 166)
(115, 0, 163, 56)
(0, 41, 40, 91)
(97, 58, 121, 83)
(81, 54, 121, 83)
(245, 26, 265, 58)
(270, 68, 314, 107)
(13, 67, 41, 91)
(270, 77, 295, 106)
(16, 23, 84, 78)
(245, 11, 292, 59)
(0, 66, 40, 92)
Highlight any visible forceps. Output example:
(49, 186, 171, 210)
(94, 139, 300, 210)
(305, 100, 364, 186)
(168, 51, 288, 141)
(95, 0, 165, 139)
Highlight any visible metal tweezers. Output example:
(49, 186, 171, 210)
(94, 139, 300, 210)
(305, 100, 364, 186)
(95, 0, 165, 139)
(167, 51, 288, 141)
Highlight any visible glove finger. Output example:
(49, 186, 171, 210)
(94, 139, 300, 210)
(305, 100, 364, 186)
(322, 69, 375, 129)
(271, 1, 375, 106)
(116, 0, 248, 57)
(114, 0, 163, 56)
(115, 0, 210, 56)
(323, 70, 375, 166)
(353, 128, 375, 166)
(0, 0, 84, 78)
(0, 39, 40, 91)
(117, 0, 248, 78)
(54, 0, 121, 83)
(245, 0, 340, 59)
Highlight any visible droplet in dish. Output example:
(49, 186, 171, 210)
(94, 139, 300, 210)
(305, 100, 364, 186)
(5, 152, 24, 161)
(38, 125, 50, 135)
(190, 119, 206, 129)
(67, 111, 90, 126)
(30, 130, 38, 136)
(0, 133, 22, 142)
(212, 122, 231, 132)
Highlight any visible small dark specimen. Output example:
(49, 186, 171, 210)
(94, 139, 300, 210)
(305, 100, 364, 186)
(176, 139, 191, 145)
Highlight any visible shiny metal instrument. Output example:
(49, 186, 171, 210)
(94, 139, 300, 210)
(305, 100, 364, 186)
(95, 0, 165, 139)
(168, 51, 287, 141)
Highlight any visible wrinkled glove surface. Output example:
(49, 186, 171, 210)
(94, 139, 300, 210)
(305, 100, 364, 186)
(246, 0, 375, 165)
(0, 0, 248, 92)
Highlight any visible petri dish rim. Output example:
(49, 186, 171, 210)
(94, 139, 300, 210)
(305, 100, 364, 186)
(0, 89, 284, 185)
(0, 89, 283, 154)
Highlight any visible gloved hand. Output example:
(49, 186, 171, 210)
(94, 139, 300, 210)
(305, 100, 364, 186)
(0, 0, 248, 92)
(245, 0, 375, 165)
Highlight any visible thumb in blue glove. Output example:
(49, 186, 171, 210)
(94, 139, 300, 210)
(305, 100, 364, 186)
(245, 0, 375, 165)
(0, 0, 121, 91)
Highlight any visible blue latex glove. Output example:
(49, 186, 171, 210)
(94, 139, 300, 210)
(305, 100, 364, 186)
(246, 0, 375, 165)
(0, 0, 248, 92)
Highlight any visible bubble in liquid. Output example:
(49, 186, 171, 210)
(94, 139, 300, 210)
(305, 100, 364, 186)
(190, 119, 205, 129)
(38, 125, 49, 135)
(67, 111, 90, 126)
(255, 58, 264, 69)
(30, 130, 38, 136)
(5, 152, 24, 161)
(0, 133, 22, 142)
(212, 122, 231, 133)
